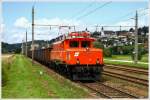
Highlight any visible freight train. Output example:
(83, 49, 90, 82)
(28, 31, 104, 80)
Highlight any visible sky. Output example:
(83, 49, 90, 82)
(1, 0, 149, 43)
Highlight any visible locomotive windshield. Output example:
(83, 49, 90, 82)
(70, 41, 79, 47)
(81, 41, 90, 48)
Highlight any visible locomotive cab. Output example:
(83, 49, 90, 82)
(69, 40, 91, 48)
(64, 32, 103, 66)
(50, 31, 103, 80)
(63, 32, 104, 80)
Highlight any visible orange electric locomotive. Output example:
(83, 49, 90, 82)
(28, 31, 104, 80)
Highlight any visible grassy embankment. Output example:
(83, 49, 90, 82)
(104, 54, 148, 69)
(2, 54, 91, 98)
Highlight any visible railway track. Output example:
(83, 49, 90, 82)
(104, 64, 148, 75)
(78, 82, 138, 98)
(29, 57, 146, 98)
(103, 70, 148, 86)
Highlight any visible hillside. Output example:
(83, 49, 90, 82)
(2, 40, 51, 54)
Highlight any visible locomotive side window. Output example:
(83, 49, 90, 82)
(70, 41, 79, 47)
(81, 41, 90, 48)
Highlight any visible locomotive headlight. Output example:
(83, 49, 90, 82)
(96, 58, 100, 64)
(76, 58, 80, 64)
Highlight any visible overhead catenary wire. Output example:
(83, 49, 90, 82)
(109, 7, 149, 25)
(31, 2, 148, 38)
(34, 24, 75, 28)
(69, 0, 96, 20)
(117, 12, 148, 25)
(76, 1, 112, 20)
(94, 25, 135, 27)
(98, 10, 148, 31)
(93, 8, 147, 31)
(73, 4, 148, 31)
(32, 1, 148, 31)
(138, 12, 148, 18)
(97, 8, 148, 32)
(121, 8, 148, 20)
(36, 34, 52, 35)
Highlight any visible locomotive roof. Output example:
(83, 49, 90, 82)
(66, 37, 95, 41)
(52, 37, 95, 45)
(50, 31, 95, 44)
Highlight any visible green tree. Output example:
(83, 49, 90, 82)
(141, 26, 148, 36)
(122, 45, 134, 55)
(104, 48, 112, 57)
(93, 41, 104, 49)
(129, 28, 134, 32)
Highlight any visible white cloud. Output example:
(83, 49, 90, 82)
(106, 14, 148, 31)
(6, 13, 148, 44)
(35, 17, 81, 26)
(14, 17, 82, 29)
(116, 20, 134, 26)
(4, 17, 83, 43)
(0, 23, 5, 33)
(14, 17, 31, 29)
(3, 0, 147, 2)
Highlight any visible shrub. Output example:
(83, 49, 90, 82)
(104, 48, 112, 57)
(131, 51, 143, 61)
(138, 44, 148, 55)
(2, 64, 8, 86)
(111, 46, 118, 55)
(93, 41, 104, 49)
(14, 48, 21, 54)
(122, 45, 134, 55)
(111, 46, 123, 55)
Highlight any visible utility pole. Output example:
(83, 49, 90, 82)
(22, 40, 24, 54)
(120, 25, 121, 32)
(32, 6, 35, 64)
(95, 25, 98, 32)
(26, 30, 28, 56)
(73, 26, 76, 32)
(47, 40, 49, 48)
(134, 11, 138, 64)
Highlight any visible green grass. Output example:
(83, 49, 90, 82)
(104, 54, 148, 69)
(141, 54, 149, 62)
(104, 60, 148, 69)
(105, 54, 148, 63)
(2, 55, 90, 98)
